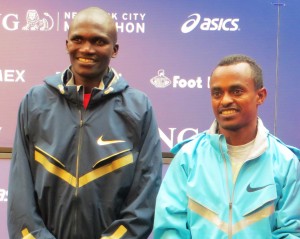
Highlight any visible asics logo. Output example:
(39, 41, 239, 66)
(181, 13, 239, 33)
(97, 135, 125, 146)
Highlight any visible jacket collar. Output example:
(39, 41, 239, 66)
(207, 118, 269, 160)
(62, 67, 119, 91)
(171, 118, 269, 159)
(44, 67, 128, 96)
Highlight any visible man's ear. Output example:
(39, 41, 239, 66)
(111, 43, 119, 58)
(66, 40, 69, 54)
(257, 87, 267, 105)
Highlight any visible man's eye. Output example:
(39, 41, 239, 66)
(72, 38, 82, 43)
(232, 89, 243, 95)
(95, 39, 105, 46)
(211, 91, 222, 98)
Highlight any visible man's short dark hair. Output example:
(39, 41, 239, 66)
(214, 54, 264, 90)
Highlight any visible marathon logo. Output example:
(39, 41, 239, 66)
(0, 10, 146, 34)
(63, 11, 146, 33)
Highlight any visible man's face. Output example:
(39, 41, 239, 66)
(210, 63, 266, 133)
(66, 16, 118, 81)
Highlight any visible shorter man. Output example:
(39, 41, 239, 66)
(154, 54, 300, 238)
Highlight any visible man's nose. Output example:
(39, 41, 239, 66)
(221, 92, 233, 106)
(80, 41, 95, 52)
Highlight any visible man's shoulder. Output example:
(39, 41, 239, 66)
(171, 132, 208, 155)
(124, 86, 149, 98)
(268, 134, 300, 161)
(26, 83, 48, 96)
(23, 74, 61, 100)
(121, 86, 154, 108)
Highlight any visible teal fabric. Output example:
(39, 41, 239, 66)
(154, 121, 300, 239)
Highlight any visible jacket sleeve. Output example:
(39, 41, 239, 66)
(7, 95, 56, 239)
(272, 147, 300, 238)
(101, 100, 162, 239)
(153, 148, 192, 239)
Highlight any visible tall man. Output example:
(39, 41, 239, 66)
(154, 54, 300, 238)
(8, 7, 162, 239)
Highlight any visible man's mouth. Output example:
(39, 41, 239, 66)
(78, 57, 95, 63)
(220, 109, 237, 115)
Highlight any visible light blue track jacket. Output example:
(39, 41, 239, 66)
(154, 119, 300, 239)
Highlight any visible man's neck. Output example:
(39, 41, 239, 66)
(73, 69, 109, 93)
(219, 124, 258, 146)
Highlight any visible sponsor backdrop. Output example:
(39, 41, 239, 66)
(0, 0, 299, 238)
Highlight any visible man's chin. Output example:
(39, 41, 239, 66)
(73, 68, 99, 78)
(218, 121, 240, 132)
